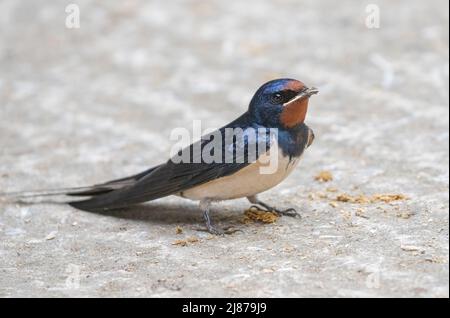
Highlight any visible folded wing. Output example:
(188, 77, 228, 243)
(70, 120, 272, 211)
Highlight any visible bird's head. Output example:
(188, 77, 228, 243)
(248, 78, 318, 129)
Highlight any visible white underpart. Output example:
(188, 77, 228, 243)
(179, 141, 301, 201)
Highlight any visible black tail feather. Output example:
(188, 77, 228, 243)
(0, 165, 161, 204)
(66, 187, 116, 197)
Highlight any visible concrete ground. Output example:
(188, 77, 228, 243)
(0, 0, 448, 297)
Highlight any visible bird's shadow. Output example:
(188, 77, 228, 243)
(83, 201, 248, 228)
(3, 198, 248, 228)
(89, 202, 204, 225)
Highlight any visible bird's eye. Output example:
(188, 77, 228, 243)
(271, 93, 284, 104)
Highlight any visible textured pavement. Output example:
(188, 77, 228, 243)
(0, 0, 449, 297)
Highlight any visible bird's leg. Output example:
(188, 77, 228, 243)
(201, 199, 223, 235)
(198, 199, 240, 235)
(247, 195, 301, 218)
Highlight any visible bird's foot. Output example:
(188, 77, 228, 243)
(195, 225, 241, 236)
(249, 204, 301, 219)
(277, 207, 301, 218)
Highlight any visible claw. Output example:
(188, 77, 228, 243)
(278, 208, 301, 219)
(249, 203, 301, 219)
(222, 226, 243, 234)
(195, 225, 241, 236)
(206, 226, 226, 236)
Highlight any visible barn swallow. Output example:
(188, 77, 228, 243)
(2, 79, 318, 235)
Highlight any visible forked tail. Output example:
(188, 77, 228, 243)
(0, 165, 161, 204)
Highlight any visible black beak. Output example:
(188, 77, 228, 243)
(299, 87, 319, 98)
(284, 87, 319, 106)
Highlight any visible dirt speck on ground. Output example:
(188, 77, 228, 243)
(243, 207, 279, 224)
(314, 171, 334, 183)
(335, 193, 408, 204)
(172, 237, 200, 247)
